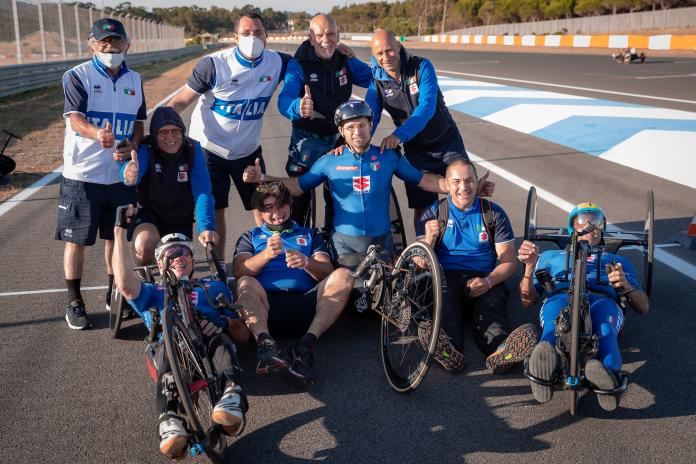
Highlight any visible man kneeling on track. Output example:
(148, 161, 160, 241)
(518, 203, 649, 411)
(418, 159, 538, 374)
(113, 211, 249, 459)
(233, 182, 354, 384)
(119, 106, 217, 267)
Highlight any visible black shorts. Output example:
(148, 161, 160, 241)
(266, 286, 319, 338)
(205, 146, 265, 211)
(55, 177, 136, 246)
(126, 208, 193, 242)
(403, 129, 468, 210)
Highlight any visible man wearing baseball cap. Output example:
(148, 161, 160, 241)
(58, 17, 146, 329)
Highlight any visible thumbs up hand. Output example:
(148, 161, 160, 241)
(300, 85, 314, 119)
(98, 121, 115, 148)
(243, 157, 264, 184)
(476, 171, 495, 197)
(123, 150, 139, 186)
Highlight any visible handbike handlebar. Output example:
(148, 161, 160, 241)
(205, 242, 226, 281)
(352, 244, 383, 278)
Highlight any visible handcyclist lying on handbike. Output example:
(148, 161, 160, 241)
(518, 203, 649, 411)
(113, 208, 249, 459)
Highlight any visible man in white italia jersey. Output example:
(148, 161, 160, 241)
(168, 12, 291, 260)
(58, 17, 146, 330)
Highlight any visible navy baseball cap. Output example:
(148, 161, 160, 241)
(90, 18, 127, 40)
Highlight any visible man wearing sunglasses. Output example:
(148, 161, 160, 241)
(518, 202, 649, 411)
(232, 182, 354, 385)
(113, 222, 249, 459)
(58, 18, 146, 330)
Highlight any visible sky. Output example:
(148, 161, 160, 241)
(98, 1, 398, 15)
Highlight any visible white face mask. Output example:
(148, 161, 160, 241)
(237, 35, 264, 60)
(97, 51, 125, 69)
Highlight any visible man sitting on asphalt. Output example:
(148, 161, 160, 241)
(418, 159, 537, 374)
(112, 213, 248, 460)
(120, 106, 217, 267)
(233, 182, 354, 384)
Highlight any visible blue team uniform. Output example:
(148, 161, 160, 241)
(534, 249, 641, 372)
(297, 145, 423, 238)
(128, 279, 237, 332)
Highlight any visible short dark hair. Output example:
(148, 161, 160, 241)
(235, 12, 267, 34)
(445, 158, 478, 180)
(251, 181, 292, 211)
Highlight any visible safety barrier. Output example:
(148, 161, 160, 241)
(0, 45, 204, 99)
(421, 33, 696, 51)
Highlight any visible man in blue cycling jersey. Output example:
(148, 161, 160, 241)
(418, 159, 537, 374)
(120, 107, 217, 266)
(243, 100, 448, 257)
(113, 215, 248, 459)
(233, 182, 354, 384)
(518, 203, 649, 411)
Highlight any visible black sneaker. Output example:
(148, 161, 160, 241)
(288, 344, 315, 384)
(417, 321, 466, 374)
(65, 300, 92, 330)
(528, 341, 558, 403)
(486, 323, 539, 374)
(585, 359, 619, 411)
(255, 337, 288, 374)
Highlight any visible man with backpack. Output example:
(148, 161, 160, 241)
(417, 159, 537, 374)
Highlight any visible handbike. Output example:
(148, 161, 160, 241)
(156, 245, 238, 462)
(351, 241, 444, 393)
(523, 186, 653, 415)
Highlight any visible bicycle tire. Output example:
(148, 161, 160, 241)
(389, 186, 408, 256)
(568, 255, 585, 416)
(109, 288, 124, 339)
(380, 241, 443, 393)
(161, 296, 227, 462)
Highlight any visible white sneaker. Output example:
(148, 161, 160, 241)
(212, 385, 245, 437)
(158, 413, 188, 459)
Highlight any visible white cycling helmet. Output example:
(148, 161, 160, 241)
(154, 233, 194, 263)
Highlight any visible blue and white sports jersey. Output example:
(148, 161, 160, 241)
(187, 47, 289, 160)
(62, 57, 146, 184)
(534, 249, 641, 299)
(416, 196, 514, 272)
(298, 145, 423, 237)
(128, 279, 237, 332)
(233, 222, 329, 292)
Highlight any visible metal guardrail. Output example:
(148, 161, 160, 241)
(0, 45, 205, 99)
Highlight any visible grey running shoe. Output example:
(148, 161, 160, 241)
(288, 344, 315, 384)
(418, 321, 466, 374)
(585, 359, 619, 412)
(528, 341, 558, 403)
(65, 300, 91, 330)
(256, 337, 288, 374)
(486, 323, 539, 374)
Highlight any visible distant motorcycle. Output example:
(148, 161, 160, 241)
(612, 48, 646, 64)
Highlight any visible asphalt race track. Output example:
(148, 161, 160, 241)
(1, 46, 695, 463)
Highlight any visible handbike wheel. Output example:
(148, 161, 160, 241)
(380, 241, 443, 393)
(644, 190, 654, 297)
(109, 288, 124, 339)
(568, 256, 585, 416)
(523, 186, 538, 241)
(389, 186, 408, 256)
(161, 306, 227, 462)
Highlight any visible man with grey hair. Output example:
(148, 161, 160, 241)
(277, 14, 373, 228)
(58, 17, 146, 329)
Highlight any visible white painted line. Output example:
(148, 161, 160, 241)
(635, 73, 696, 80)
(469, 151, 696, 281)
(0, 285, 107, 297)
(437, 69, 696, 105)
(0, 85, 186, 218)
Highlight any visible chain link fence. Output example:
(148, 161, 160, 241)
(0, 0, 184, 66)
